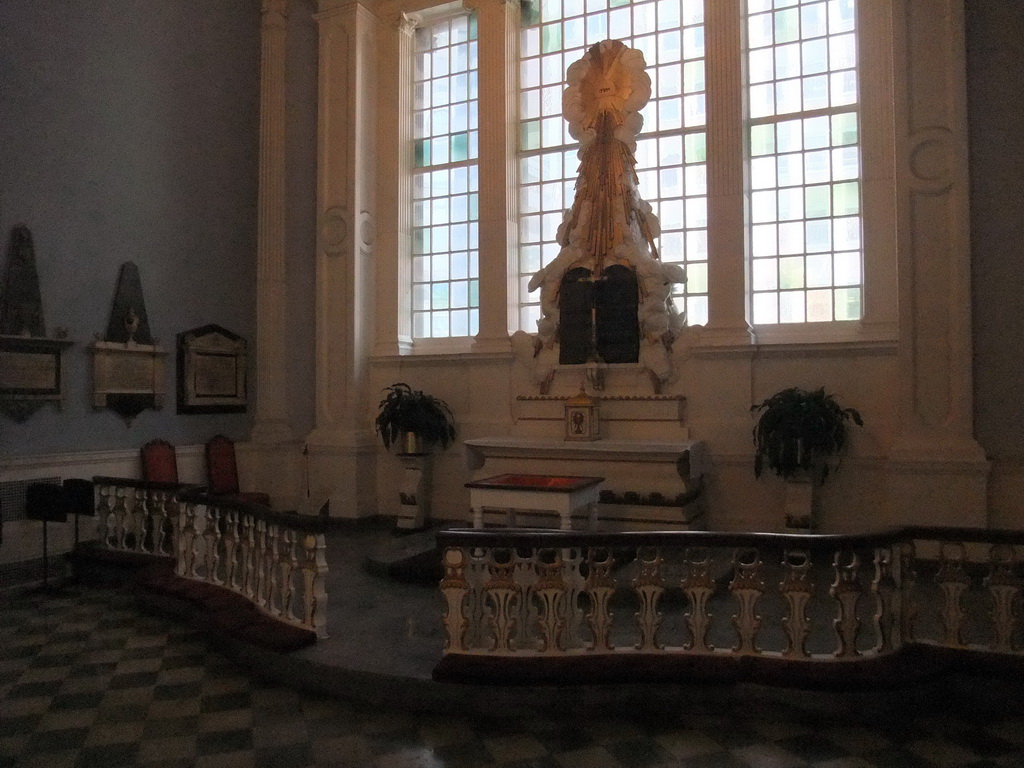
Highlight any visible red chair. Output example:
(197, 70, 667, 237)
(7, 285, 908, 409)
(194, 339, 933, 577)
(141, 439, 179, 484)
(205, 434, 271, 506)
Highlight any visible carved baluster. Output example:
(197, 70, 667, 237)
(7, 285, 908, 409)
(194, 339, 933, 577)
(682, 547, 715, 653)
(114, 487, 129, 551)
(872, 545, 901, 654)
(165, 491, 178, 556)
(511, 550, 539, 652)
(179, 501, 198, 578)
(301, 533, 328, 638)
(562, 547, 586, 650)
(128, 486, 139, 550)
(585, 546, 616, 651)
(201, 507, 221, 584)
(241, 514, 255, 599)
(985, 544, 1020, 653)
(169, 494, 184, 560)
(223, 510, 240, 590)
(97, 483, 113, 548)
(130, 489, 144, 553)
(485, 549, 520, 653)
(831, 549, 863, 657)
(144, 489, 159, 554)
(266, 523, 281, 616)
(780, 549, 813, 658)
(130, 488, 143, 551)
(900, 541, 919, 642)
(936, 542, 970, 648)
(730, 547, 764, 655)
(464, 548, 490, 650)
(633, 547, 664, 651)
(153, 491, 169, 555)
(280, 529, 298, 623)
(440, 547, 470, 652)
(254, 519, 268, 608)
(533, 548, 566, 653)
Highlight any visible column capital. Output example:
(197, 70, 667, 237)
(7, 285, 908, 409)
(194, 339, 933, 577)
(463, 0, 519, 11)
(316, 0, 379, 19)
(397, 11, 420, 36)
(262, 0, 288, 20)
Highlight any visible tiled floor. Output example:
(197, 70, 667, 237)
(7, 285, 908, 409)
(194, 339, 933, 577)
(3, 586, 1024, 767)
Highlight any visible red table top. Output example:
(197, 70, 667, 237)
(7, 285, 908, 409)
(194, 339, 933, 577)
(465, 474, 605, 492)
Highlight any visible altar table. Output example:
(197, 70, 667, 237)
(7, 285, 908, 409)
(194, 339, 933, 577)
(464, 473, 605, 531)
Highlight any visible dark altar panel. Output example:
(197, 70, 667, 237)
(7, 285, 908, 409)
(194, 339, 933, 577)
(558, 267, 595, 365)
(558, 265, 640, 366)
(594, 264, 639, 364)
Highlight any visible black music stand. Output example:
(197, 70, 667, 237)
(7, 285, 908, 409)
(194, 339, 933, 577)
(25, 483, 68, 593)
(63, 478, 96, 549)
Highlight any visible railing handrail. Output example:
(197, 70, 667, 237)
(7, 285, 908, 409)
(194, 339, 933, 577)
(177, 489, 329, 534)
(92, 475, 200, 493)
(436, 524, 1024, 550)
(90, 476, 329, 639)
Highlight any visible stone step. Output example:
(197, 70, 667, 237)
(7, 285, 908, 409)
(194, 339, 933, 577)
(363, 527, 442, 584)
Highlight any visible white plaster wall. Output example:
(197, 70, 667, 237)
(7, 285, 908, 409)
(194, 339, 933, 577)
(368, 348, 904, 533)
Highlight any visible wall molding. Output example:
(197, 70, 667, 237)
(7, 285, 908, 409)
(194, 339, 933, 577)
(0, 445, 205, 484)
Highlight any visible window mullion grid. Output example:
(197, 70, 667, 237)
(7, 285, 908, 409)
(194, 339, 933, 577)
(746, 0, 863, 328)
(517, 0, 709, 332)
(410, 10, 480, 340)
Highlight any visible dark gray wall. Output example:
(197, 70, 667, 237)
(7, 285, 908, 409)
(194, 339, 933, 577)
(0, 1, 263, 453)
(968, 2, 1024, 460)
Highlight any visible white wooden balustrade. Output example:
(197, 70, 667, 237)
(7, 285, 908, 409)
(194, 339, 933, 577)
(436, 528, 1024, 676)
(91, 477, 329, 639)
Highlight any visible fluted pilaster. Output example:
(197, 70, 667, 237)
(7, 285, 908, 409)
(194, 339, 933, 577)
(252, 0, 293, 444)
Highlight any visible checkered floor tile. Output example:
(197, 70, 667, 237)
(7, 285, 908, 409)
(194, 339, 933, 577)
(2, 586, 1023, 767)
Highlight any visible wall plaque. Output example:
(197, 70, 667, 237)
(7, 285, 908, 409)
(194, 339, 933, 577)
(0, 225, 74, 422)
(177, 324, 247, 414)
(89, 262, 166, 424)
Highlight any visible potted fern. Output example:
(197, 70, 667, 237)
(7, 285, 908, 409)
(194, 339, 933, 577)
(375, 383, 457, 455)
(751, 387, 863, 530)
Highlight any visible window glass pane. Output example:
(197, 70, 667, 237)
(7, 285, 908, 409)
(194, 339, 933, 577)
(753, 292, 778, 324)
(410, 11, 480, 339)
(746, 0, 862, 325)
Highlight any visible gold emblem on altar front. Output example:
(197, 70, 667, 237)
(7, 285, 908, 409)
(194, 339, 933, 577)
(564, 386, 601, 441)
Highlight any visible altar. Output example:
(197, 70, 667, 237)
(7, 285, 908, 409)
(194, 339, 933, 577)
(463, 437, 710, 530)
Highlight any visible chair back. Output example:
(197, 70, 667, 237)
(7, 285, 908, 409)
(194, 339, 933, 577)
(141, 439, 179, 484)
(205, 434, 240, 495)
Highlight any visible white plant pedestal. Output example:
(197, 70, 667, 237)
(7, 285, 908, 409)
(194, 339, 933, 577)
(397, 453, 432, 530)
(783, 474, 819, 533)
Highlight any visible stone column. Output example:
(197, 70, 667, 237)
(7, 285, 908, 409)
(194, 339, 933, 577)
(306, 0, 380, 518)
(886, 0, 988, 525)
(251, 0, 294, 446)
